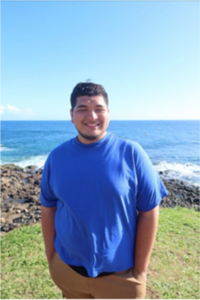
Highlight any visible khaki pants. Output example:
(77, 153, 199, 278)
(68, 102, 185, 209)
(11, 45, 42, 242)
(49, 253, 146, 299)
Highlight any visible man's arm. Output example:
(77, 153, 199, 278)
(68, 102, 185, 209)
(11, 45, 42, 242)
(41, 205, 57, 264)
(134, 205, 159, 281)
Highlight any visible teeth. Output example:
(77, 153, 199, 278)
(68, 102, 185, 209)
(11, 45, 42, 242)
(87, 124, 98, 126)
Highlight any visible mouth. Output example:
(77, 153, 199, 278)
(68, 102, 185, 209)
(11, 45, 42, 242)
(84, 123, 100, 129)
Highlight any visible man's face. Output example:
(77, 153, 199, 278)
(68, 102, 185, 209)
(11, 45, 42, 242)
(70, 95, 109, 144)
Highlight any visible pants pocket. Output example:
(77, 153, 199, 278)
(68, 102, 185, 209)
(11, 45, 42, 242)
(108, 268, 146, 299)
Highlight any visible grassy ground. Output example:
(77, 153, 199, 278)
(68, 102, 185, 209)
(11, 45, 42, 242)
(147, 207, 200, 299)
(1, 207, 199, 299)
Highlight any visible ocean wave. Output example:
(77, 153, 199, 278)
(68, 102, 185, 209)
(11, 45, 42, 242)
(155, 161, 200, 186)
(1, 155, 48, 169)
(15, 155, 48, 169)
(0, 144, 14, 152)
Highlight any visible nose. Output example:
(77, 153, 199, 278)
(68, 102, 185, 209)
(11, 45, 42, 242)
(86, 110, 98, 120)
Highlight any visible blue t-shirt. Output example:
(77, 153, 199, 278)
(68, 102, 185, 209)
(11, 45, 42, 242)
(40, 132, 168, 277)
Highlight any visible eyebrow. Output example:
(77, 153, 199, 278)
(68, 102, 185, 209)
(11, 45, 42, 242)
(76, 105, 87, 108)
(76, 104, 105, 108)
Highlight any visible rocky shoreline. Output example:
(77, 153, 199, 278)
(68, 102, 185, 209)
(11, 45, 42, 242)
(1, 164, 199, 235)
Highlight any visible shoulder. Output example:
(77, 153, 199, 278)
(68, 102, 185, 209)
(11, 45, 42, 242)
(110, 133, 144, 152)
(109, 134, 150, 167)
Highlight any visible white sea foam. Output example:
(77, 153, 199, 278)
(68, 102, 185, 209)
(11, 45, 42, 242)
(0, 144, 14, 152)
(155, 161, 200, 186)
(1, 155, 48, 169)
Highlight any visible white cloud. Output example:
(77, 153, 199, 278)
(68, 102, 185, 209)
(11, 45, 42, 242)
(0, 104, 34, 116)
(7, 104, 21, 112)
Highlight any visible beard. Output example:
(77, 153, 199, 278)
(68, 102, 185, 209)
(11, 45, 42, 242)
(77, 130, 105, 141)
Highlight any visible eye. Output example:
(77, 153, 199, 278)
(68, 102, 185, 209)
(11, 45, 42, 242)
(96, 109, 105, 112)
(77, 108, 87, 111)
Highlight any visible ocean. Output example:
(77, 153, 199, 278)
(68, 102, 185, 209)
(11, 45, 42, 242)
(1, 120, 199, 186)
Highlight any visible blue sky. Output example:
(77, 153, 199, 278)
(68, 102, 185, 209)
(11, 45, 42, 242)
(1, 1, 199, 120)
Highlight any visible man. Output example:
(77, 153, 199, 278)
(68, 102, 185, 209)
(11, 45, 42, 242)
(40, 82, 168, 299)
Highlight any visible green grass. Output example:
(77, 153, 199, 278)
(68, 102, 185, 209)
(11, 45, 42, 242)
(147, 207, 200, 299)
(1, 207, 200, 299)
(1, 225, 61, 299)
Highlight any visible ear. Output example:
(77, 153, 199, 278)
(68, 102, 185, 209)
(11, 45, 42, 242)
(70, 109, 74, 123)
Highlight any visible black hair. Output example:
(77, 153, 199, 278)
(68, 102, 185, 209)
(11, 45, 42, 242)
(70, 82, 108, 110)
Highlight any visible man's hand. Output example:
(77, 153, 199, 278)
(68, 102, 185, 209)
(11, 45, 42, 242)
(134, 205, 159, 281)
(41, 205, 57, 264)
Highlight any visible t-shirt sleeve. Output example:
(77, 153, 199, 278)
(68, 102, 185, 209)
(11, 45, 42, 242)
(40, 156, 57, 208)
(133, 143, 168, 212)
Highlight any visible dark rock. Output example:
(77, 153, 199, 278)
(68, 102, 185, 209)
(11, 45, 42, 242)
(22, 197, 34, 203)
(34, 180, 40, 185)
(194, 198, 200, 203)
(35, 169, 43, 175)
(21, 208, 29, 213)
(23, 165, 38, 173)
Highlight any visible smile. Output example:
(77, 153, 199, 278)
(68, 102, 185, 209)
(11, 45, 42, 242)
(84, 123, 100, 127)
